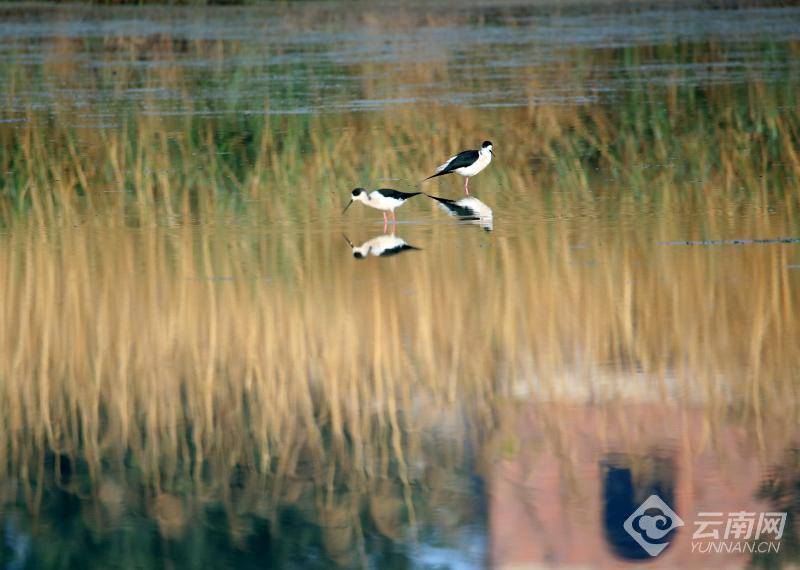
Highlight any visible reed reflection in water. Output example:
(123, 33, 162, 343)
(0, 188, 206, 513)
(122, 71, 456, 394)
(1, 1, 800, 567)
(1, 193, 799, 565)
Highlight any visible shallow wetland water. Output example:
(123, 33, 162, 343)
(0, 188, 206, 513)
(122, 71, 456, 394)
(1, 2, 799, 568)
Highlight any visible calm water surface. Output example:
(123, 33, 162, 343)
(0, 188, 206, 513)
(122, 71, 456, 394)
(1, 2, 799, 568)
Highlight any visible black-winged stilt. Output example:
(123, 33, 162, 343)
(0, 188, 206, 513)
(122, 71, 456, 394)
(342, 233, 421, 259)
(424, 141, 494, 195)
(342, 187, 422, 231)
(426, 194, 494, 231)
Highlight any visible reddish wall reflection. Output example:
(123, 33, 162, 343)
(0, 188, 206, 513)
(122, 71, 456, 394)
(489, 404, 795, 568)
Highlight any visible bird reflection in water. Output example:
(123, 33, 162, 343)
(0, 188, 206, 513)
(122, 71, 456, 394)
(342, 233, 421, 259)
(427, 194, 493, 231)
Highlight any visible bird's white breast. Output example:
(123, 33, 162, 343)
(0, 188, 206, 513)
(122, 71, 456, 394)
(456, 197, 493, 219)
(363, 234, 405, 255)
(455, 151, 492, 177)
(456, 197, 493, 230)
(367, 192, 404, 211)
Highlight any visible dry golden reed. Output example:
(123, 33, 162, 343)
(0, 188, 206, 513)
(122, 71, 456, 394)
(1, 185, 798, 473)
(0, 11, 799, 558)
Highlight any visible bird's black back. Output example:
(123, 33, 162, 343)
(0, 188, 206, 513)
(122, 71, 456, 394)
(441, 149, 479, 173)
(379, 243, 421, 256)
(426, 194, 478, 218)
(377, 188, 422, 200)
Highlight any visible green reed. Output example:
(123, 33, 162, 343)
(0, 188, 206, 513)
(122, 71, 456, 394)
(1, 36, 799, 225)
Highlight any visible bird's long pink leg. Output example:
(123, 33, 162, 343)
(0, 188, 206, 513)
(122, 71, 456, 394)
(464, 177, 470, 196)
(391, 210, 397, 225)
(383, 212, 388, 233)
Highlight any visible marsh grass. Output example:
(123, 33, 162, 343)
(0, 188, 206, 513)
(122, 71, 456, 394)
(1, 10, 800, 563)
(2, 67, 799, 225)
(2, 190, 799, 555)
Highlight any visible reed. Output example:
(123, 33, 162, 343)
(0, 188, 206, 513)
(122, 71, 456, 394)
(1, 196, 798, 562)
(1, 22, 798, 224)
(1, 9, 799, 564)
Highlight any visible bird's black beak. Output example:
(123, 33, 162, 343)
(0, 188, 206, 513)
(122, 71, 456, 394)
(490, 149, 496, 157)
(341, 234, 354, 248)
(342, 200, 353, 215)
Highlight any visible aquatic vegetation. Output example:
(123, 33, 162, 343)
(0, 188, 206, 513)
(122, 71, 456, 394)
(0, 2, 799, 566)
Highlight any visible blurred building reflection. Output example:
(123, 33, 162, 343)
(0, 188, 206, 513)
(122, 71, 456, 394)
(489, 404, 795, 568)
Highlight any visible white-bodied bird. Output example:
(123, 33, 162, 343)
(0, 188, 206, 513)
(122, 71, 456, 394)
(426, 194, 493, 232)
(342, 233, 420, 259)
(342, 187, 422, 230)
(424, 140, 494, 195)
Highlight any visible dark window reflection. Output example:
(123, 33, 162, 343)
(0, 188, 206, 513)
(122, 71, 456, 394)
(601, 453, 677, 560)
